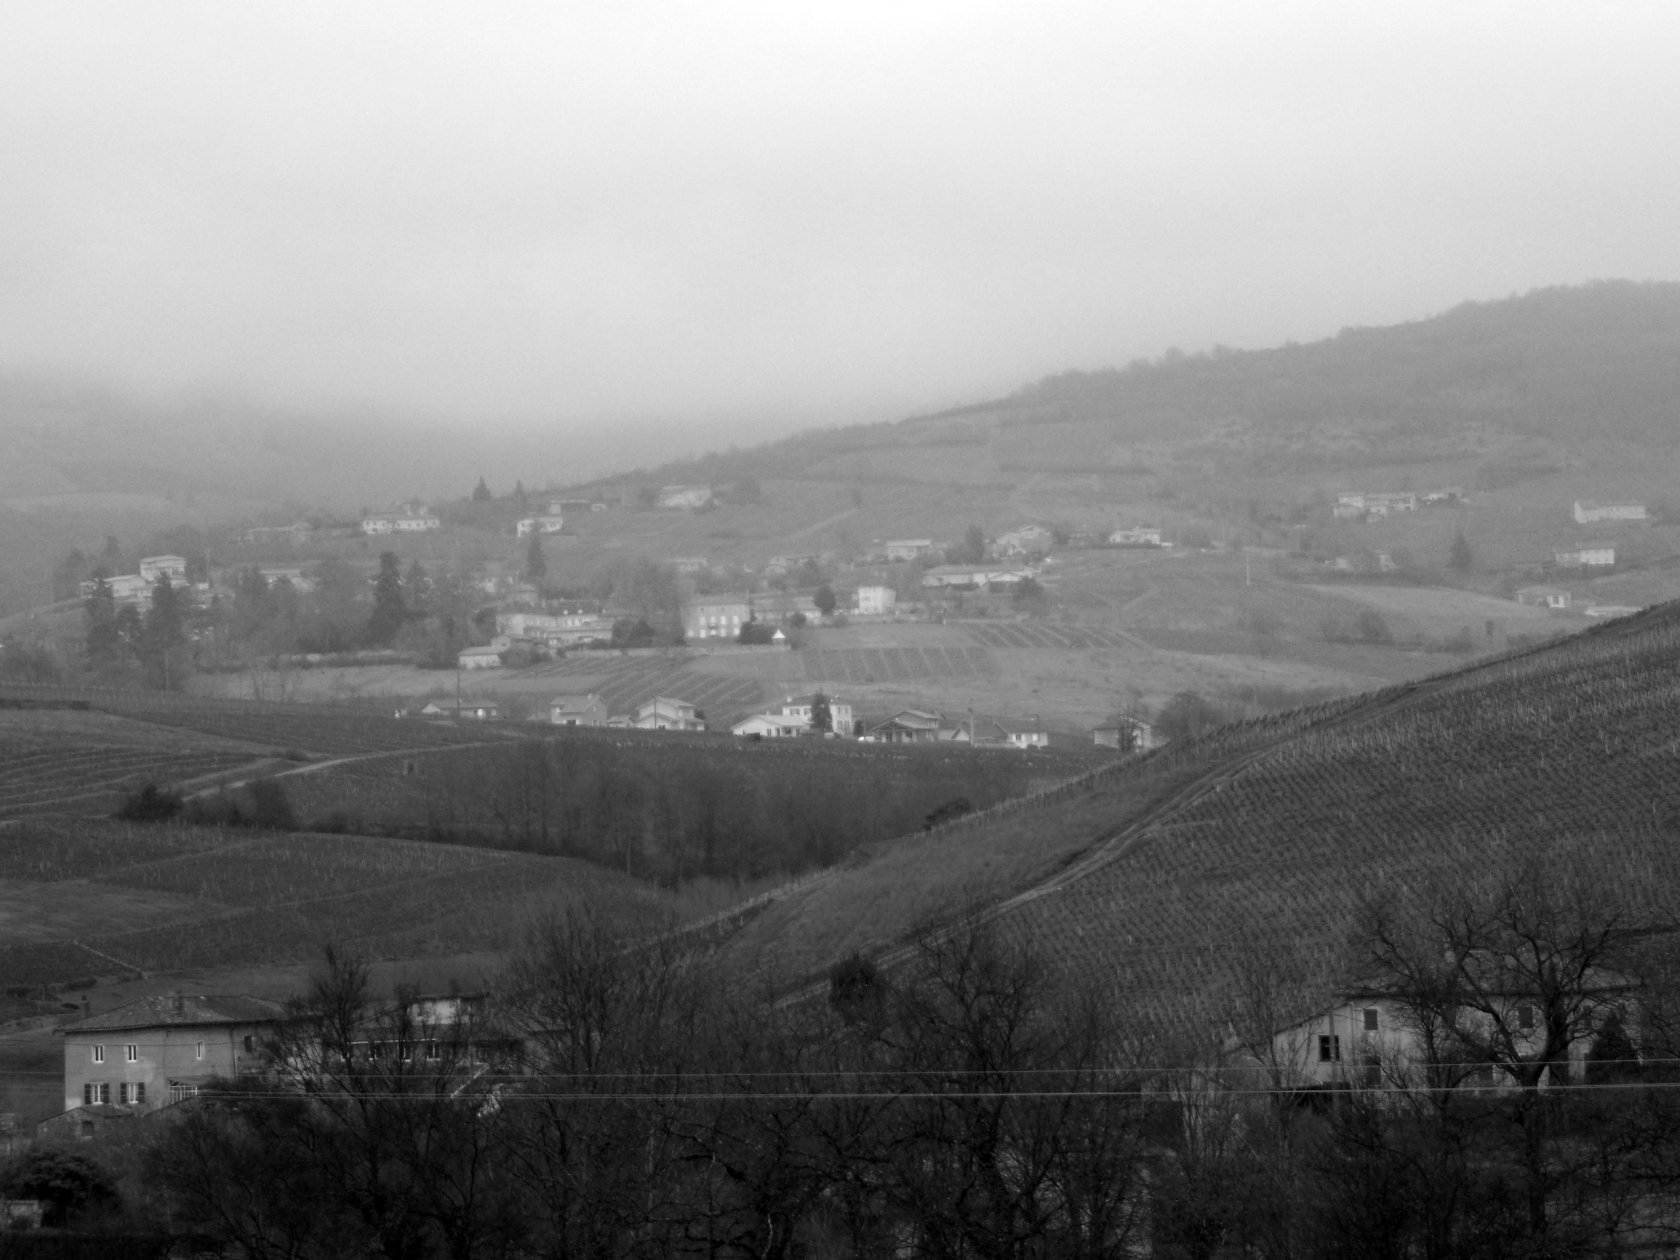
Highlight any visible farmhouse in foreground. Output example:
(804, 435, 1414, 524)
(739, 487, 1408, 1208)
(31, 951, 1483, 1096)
(46, 994, 286, 1135)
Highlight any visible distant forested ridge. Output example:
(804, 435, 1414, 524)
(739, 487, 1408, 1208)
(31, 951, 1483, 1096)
(1005, 280, 1680, 446)
(621, 280, 1680, 489)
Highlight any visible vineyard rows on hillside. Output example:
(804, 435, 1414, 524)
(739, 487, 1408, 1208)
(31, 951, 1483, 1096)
(963, 624, 1138, 651)
(0, 740, 255, 817)
(798, 646, 995, 687)
(0, 683, 509, 756)
(0, 818, 659, 985)
(996, 604, 1680, 1034)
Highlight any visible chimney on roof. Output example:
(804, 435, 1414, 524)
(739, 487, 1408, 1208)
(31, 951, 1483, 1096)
(172, 991, 184, 1014)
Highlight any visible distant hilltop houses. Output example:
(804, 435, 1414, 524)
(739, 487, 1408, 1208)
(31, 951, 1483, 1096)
(994, 524, 1054, 557)
(1573, 500, 1647, 525)
(1108, 525, 1164, 547)
(361, 502, 440, 535)
(921, 564, 1035, 591)
(657, 485, 713, 510)
(883, 539, 935, 562)
(238, 521, 314, 545)
(1331, 488, 1465, 519)
(1555, 546, 1615, 568)
(514, 512, 565, 537)
(78, 555, 190, 609)
(1334, 491, 1417, 518)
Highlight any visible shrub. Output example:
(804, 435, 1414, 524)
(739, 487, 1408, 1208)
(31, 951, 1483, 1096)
(115, 784, 182, 822)
(923, 797, 974, 830)
(0, 1148, 119, 1227)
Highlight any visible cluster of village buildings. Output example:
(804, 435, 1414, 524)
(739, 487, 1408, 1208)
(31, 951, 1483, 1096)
(410, 687, 1159, 753)
(1334, 490, 1653, 612)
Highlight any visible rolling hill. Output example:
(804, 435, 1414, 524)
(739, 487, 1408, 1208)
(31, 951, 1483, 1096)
(698, 598, 1680, 1031)
(599, 280, 1680, 495)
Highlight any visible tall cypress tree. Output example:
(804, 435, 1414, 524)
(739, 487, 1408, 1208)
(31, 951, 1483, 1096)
(83, 577, 120, 666)
(366, 551, 408, 646)
(524, 533, 547, 582)
(143, 576, 187, 688)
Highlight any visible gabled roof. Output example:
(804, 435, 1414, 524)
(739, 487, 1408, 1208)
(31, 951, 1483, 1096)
(873, 709, 943, 729)
(549, 693, 605, 712)
(639, 695, 696, 712)
(733, 713, 808, 733)
(63, 994, 288, 1035)
(993, 718, 1045, 735)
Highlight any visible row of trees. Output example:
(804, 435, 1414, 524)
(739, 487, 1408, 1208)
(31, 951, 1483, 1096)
(115, 860, 1680, 1258)
(295, 733, 1040, 883)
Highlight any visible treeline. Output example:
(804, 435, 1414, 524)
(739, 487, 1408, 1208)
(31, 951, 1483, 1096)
(283, 737, 1074, 883)
(51, 858, 1680, 1258)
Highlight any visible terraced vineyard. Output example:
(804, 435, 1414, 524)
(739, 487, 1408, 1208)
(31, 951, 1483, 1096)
(0, 738, 259, 818)
(0, 817, 662, 986)
(706, 602, 1680, 1032)
(798, 645, 995, 686)
(963, 623, 1139, 650)
(0, 683, 509, 756)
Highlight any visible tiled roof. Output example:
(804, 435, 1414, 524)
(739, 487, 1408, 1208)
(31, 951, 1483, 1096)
(62, 995, 288, 1034)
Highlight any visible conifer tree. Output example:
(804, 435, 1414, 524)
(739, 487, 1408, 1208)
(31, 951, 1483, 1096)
(524, 533, 547, 582)
(366, 551, 407, 646)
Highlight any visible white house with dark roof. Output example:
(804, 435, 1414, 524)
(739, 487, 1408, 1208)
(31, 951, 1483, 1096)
(1573, 500, 1647, 525)
(778, 693, 854, 733)
(995, 525, 1054, 557)
(855, 585, 896, 615)
(138, 555, 188, 583)
(548, 693, 608, 727)
(515, 514, 566, 537)
(883, 539, 934, 562)
(994, 718, 1050, 749)
(56, 993, 288, 1119)
(731, 713, 810, 738)
(1555, 547, 1615, 569)
(634, 697, 704, 731)
(868, 709, 944, 743)
(1516, 585, 1571, 610)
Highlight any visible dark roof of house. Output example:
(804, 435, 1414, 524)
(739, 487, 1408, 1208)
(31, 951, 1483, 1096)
(62, 994, 288, 1035)
(875, 709, 942, 727)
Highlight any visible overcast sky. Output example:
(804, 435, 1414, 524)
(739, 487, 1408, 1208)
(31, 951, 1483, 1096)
(4, 2, 1679, 438)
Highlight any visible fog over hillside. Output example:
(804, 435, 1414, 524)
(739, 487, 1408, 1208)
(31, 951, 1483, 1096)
(5, 5, 1680, 434)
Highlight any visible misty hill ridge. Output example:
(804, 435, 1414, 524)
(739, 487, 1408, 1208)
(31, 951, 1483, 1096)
(705, 598, 1680, 1025)
(629, 280, 1680, 487)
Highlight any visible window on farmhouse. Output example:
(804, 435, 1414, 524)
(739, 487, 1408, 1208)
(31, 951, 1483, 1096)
(125, 1044, 138, 1062)
(196, 1042, 204, 1060)
(135, 1081, 145, 1104)
(92, 1045, 104, 1063)
(1363, 1007, 1380, 1032)
(1318, 1034, 1341, 1062)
